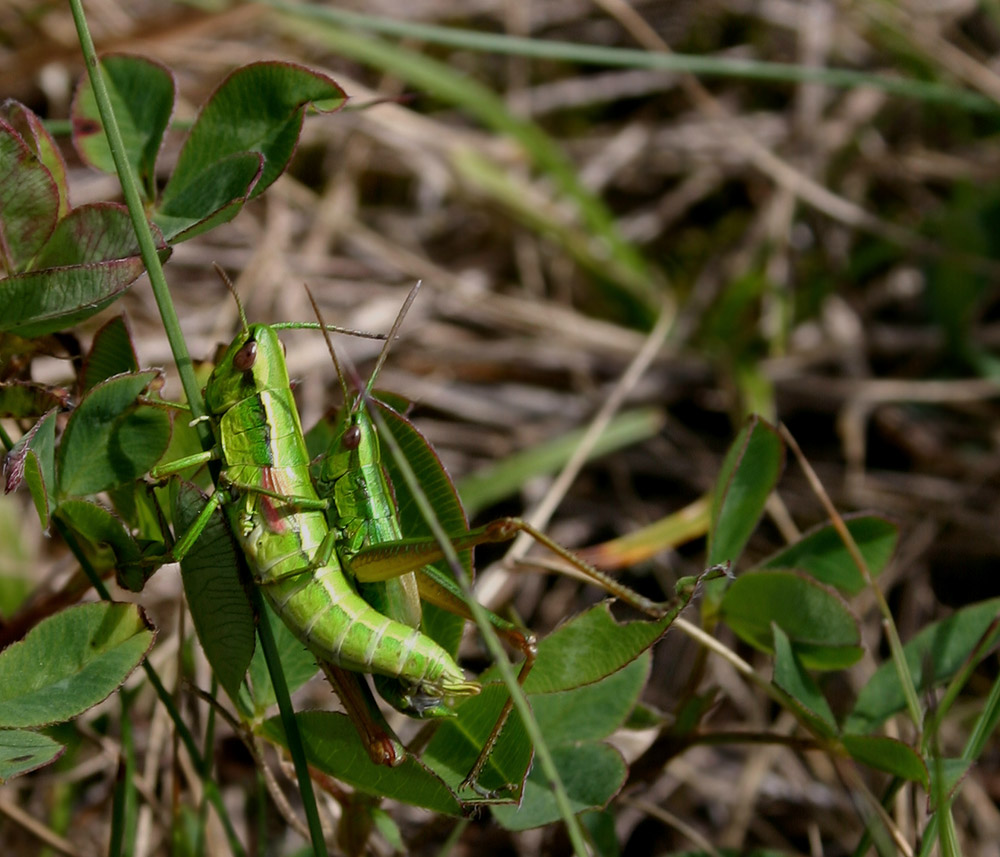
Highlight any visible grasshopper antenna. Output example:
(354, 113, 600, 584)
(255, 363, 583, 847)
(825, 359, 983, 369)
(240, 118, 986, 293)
(362, 281, 422, 406)
(303, 284, 353, 408)
(212, 263, 249, 334)
(304, 281, 422, 412)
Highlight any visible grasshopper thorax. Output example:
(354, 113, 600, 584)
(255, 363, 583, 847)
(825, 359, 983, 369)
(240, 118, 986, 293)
(205, 324, 291, 415)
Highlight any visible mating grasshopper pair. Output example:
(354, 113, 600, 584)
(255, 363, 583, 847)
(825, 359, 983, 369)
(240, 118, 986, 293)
(153, 275, 668, 793)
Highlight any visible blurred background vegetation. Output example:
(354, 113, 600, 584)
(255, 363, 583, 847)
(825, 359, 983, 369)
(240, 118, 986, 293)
(2, 1, 1000, 855)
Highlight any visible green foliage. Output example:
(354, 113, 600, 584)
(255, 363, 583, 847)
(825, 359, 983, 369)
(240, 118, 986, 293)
(754, 515, 899, 596)
(2, 27, 998, 856)
(722, 570, 863, 670)
(260, 711, 464, 815)
(0, 59, 343, 339)
(845, 598, 1000, 734)
(72, 54, 175, 195)
(173, 482, 254, 705)
(0, 602, 154, 781)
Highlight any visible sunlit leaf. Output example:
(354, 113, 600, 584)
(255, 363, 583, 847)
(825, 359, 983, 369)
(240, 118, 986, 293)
(71, 54, 174, 198)
(0, 602, 154, 727)
(57, 370, 172, 498)
(160, 62, 345, 219)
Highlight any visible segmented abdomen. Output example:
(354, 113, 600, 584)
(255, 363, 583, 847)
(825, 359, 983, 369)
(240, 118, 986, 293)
(237, 480, 477, 698)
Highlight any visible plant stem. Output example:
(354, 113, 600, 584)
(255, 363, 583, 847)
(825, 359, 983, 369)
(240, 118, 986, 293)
(66, 0, 211, 444)
(254, 590, 328, 857)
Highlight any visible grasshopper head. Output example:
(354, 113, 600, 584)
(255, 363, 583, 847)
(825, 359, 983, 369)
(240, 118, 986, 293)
(316, 399, 380, 490)
(204, 324, 290, 415)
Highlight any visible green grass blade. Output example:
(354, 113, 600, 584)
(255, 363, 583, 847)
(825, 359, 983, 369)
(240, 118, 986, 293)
(266, 3, 998, 114)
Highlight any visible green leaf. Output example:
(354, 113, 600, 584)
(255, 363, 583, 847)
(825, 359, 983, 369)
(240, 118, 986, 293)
(57, 370, 172, 498)
(0, 381, 69, 418)
(4, 408, 57, 529)
(0, 203, 170, 337)
(840, 734, 928, 787)
(532, 654, 649, 743)
(0, 602, 154, 727)
(0, 117, 59, 274)
(491, 743, 627, 831)
(426, 683, 531, 798)
(33, 202, 152, 268)
(152, 151, 263, 243)
(0, 261, 152, 338)
(1, 100, 69, 219)
(247, 601, 319, 711)
(771, 623, 836, 736)
(174, 482, 255, 704)
(54, 500, 143, 589)
(376, 400, 470, 657)
(161, 61, 345, 215)
(71, 54, 175, 198)
(259, 710, 462, 815)
(581, 809, 620, 857)
(425, 635, 657, 800)
(721, 570, 862, 670)
(0, 730, 65, 783)
(756, 515, 898, 595)
(705, 416, 783, 609)
(522, 601, 687, 694)
(80, 315, 139, 393)
(845, 597, 1000, 734)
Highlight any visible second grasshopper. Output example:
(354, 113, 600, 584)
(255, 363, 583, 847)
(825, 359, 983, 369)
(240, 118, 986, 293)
(306, 284, 669, 792)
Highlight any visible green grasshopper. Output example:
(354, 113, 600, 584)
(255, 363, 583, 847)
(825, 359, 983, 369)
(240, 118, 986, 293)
(152, 286, 481, 768)
(305, 284, 670, 790)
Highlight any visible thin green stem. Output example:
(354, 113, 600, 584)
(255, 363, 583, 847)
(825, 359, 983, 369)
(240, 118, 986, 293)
(253, 589, 328, 857)
(917, 661, 1000, 857)
(370, 405, 592, 857)
(67, 0, 210, 442)
(922, 618, 1000, 746)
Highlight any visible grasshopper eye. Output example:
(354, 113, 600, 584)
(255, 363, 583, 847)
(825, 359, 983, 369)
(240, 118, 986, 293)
(343, 424, 362, 450)
(234, 339, 257, 371)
